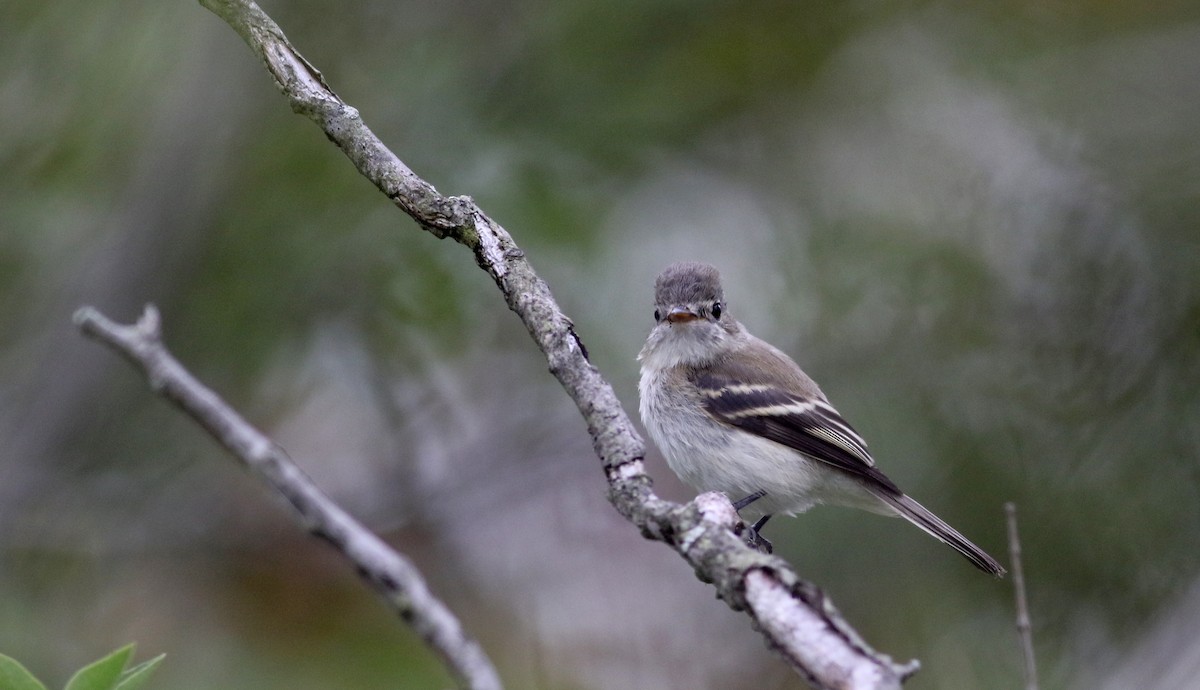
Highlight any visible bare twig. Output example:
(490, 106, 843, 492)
(74, 305, 503, 690)
(1005, 502, 1038, 690)
(75, 0, 925, 686)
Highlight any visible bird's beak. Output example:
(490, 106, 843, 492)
(665, 306, 698, 324)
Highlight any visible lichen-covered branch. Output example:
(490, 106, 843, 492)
(74, 305, 503, 690)
(85, 0, 923, 686)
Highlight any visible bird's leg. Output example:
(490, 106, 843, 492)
(732, 489, 766, 511)
(731, 491, 773, 553)
(745, 514, 773, 554)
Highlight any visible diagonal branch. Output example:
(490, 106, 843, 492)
(74, 305, 503, 690)
(78, 0, 924, 687)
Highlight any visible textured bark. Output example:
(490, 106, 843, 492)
(75, 306, 503, 690)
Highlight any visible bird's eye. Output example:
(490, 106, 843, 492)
(711, 302, 722, 319)
(653, 309, 661, 322)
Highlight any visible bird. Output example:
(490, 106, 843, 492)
(637, 261, 1005, 575)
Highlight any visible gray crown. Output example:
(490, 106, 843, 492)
(654, 262, 724, 306)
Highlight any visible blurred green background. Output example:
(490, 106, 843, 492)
(3, 0, 1199, 688)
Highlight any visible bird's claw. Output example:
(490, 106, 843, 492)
(744, 526, 773, 554)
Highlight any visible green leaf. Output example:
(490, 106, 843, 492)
(0, 653, 49, 690)
(63, 645, 134, 690)
(114, 654, 164, 690)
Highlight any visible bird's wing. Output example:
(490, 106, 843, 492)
(693, 370, 900, 494)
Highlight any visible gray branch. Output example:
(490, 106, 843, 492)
(74, 305, 503, 690)
(1006, 502, 1039, 690)
(74, 0, 924, 686)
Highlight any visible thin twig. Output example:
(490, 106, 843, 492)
(74, 305, 503, 690)
(1005, 502, 1038, 690)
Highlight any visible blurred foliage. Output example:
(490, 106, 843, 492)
(3, 0, 1200, 688)
(0, 645, 164, 690)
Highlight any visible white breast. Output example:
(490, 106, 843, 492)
(638, 364, 844, 518)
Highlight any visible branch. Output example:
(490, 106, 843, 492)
(83, 1, 924, 686)
(1005, 502, 1038, 690)
(73, 305, 503, 690)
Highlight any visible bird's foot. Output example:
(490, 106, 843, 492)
(745, 529, 773, 554)
(741, 514, 773, 554)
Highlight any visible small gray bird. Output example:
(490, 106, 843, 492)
(638, 261, 1004, 575)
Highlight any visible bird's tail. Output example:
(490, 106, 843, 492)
(873, 491, 1006, 576)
